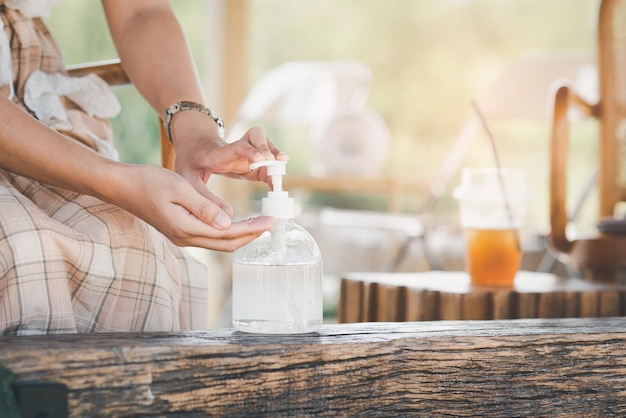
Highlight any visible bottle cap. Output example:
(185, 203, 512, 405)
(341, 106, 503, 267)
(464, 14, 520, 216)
(250, 160, 294, 219)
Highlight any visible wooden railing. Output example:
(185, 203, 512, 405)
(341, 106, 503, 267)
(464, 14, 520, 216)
(2, 319, 626, 416)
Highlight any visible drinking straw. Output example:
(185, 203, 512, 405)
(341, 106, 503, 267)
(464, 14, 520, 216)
(471, 100, 522, 252)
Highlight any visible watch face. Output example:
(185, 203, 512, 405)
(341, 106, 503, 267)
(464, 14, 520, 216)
(181, 101, 200, 111)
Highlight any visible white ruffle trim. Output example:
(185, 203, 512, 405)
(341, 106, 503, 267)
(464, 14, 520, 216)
(24, 70, 121, 123)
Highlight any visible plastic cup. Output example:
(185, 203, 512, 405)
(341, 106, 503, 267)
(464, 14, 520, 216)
(454, 167, 528, 287)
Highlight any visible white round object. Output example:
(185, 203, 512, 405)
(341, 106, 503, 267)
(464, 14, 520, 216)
(314, 107, 390, 177)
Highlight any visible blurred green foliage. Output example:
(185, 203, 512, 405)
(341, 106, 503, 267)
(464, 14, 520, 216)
(47, 0, 599, 231)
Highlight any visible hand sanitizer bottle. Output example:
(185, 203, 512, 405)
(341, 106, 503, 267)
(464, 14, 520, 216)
(232, 160, 323, 334)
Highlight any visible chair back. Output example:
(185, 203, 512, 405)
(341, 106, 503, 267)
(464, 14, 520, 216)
(550, 0, 626, 252)
(597, 0, 626, 217)
(548, 0, 626, 282)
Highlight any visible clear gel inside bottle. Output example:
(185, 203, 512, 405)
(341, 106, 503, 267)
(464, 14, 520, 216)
(232, 161, 323, 334)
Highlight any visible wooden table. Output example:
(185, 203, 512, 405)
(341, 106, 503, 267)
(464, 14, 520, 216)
(338, 270, 626, 323)
(2, 319, 626, 416)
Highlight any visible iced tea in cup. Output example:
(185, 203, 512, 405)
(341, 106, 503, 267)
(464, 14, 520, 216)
(454, 167, 528, 287)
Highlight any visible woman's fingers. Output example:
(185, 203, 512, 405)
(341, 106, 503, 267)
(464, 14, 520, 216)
(168, 210, 275, 251)
(265, 136, 289, 161)
(244, 126, 276, 160)
(186, 176, 234, 218)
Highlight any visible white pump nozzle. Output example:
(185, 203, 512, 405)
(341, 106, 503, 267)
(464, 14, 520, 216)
(249, 160, 293, 219)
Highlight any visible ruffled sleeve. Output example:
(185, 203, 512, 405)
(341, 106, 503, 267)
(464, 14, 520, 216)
(0, 1, 122, 159)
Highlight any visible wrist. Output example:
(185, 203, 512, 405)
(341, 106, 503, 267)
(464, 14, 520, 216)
(164, 101, 224, 144)
(167, 110, 226, 151)
(87, 158, 134, 204)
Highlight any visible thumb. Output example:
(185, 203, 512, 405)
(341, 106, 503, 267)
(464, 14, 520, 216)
(180, 186, 233, 230)
(186, 176, 234, 219)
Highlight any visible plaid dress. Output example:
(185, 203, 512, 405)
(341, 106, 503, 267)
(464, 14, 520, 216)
(0, 3, 209, 334)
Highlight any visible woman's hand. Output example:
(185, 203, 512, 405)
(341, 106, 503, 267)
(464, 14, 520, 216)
(171, 115, 288, 193)
(116, 164, 274, 251)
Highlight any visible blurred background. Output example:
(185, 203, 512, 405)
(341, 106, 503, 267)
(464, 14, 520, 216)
(47, 0, 601, 324)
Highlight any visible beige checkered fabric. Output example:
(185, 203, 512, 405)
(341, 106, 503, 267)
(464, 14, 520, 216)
(0, 4, 209, 334)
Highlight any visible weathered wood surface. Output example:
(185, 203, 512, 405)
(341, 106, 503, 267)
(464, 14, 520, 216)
(2, 319, 626, 416)
(338, 270, 626, 323)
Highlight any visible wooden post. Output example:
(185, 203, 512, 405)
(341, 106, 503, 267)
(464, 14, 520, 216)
(223, 0, 248, 125)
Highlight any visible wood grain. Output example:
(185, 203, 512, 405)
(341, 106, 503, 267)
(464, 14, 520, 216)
(2, 319, 626, 416)
(339, 271, 626, 323)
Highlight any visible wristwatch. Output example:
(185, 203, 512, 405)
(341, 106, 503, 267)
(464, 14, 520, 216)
(164, 101, 225, 142)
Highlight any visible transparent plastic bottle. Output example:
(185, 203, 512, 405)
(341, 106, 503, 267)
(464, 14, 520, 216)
(232, 161, 323, 334)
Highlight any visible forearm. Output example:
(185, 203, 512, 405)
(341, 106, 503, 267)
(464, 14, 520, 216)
(0, 97, 132, 205)
(99, 1, 285, 191)
(101, 1, 222, 144)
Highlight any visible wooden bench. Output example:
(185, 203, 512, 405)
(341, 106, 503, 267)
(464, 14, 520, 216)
(2, 319, 626, 416)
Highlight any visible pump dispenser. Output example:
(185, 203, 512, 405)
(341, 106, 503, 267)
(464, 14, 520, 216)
(232, 160, 323, 334)
(250, 160, 294, 219)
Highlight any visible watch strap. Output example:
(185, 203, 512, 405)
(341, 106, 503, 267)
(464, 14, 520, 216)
(164, 101, 225, 142)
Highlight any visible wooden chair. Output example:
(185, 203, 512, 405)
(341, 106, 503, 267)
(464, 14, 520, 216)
(66, 59, 176, 170)
(549, 0, 626, 283)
